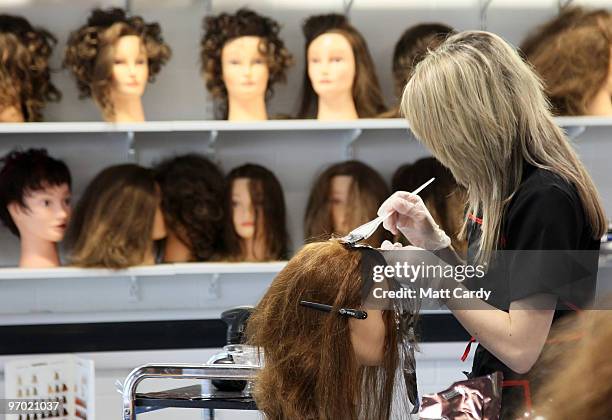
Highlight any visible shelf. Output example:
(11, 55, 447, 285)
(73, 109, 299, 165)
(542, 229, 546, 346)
(0, 119, 407, 134)
(0, 262, 287, 280)
(0, 117, 611, 134)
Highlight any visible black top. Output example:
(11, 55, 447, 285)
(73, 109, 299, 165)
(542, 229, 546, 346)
(464, 163, 600, 417)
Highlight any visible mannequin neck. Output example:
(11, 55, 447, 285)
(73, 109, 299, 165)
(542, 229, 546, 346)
(18, 233, 60, 268)
(107, 94, 145, 122)
(585, 85, 612, 116)
(317, 91, 358, 120)
(240, 236, 267, 262)
(227, 95, 268, 121)
(142, 242, 157, 266)
(164, 231, 193, 262)
(0, 104, 25, 122)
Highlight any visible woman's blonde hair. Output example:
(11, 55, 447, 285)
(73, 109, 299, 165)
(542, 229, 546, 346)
(401, 31, 606, 264)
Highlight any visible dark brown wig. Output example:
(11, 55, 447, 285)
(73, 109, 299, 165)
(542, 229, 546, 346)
(200, 8, 293, 119)
(247, 240, 415, 419)
(154, 154, 225, 262)
(387, 23, 455, 114)
(0, 148, 71, 237)
(520, 7, 612, 116)
(63, 8, 171, 119)
(221, 164, 288, 261)
(64, 164, 160, 269)
(298, 14, 387, 118)
(0, 15, 61, 122)
(392, 157, 467, 255)
(304, 160, 392, 247)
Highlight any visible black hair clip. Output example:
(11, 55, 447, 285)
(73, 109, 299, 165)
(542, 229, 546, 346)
(299, 300, 367, 319)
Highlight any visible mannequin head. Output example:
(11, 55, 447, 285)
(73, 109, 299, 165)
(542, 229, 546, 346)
(65, 164, 166, 269)
(154, 154, 225, 262)
(223, 164, 288, 262)
(522, 7, 612, 116)
(0, 15, 61, 122)
(64, 8, 171, 121)
(305, 161, 391, 246)
(200, 8, 293, 119)
(392, 23, 455, 103)
(0, 149, 71, 241)
(247, 240, 416, 419)
(392, 157, 467, 255)
(298, 14, 386, 119)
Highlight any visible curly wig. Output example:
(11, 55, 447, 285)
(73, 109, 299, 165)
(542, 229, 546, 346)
(200, 8, 293, 118)
(521, 7, 612, 116)
(154, 154, 225, 262)
(0, 15, 61, 122)
(63, 8, 171, 119)
(298, 14, 387, 118)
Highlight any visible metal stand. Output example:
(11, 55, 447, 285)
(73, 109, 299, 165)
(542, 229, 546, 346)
(122, 363, 258, 420)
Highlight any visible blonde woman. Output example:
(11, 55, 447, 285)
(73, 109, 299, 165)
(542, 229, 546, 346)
(379, 31, 605, 417)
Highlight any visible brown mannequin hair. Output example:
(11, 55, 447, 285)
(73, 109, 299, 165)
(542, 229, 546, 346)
(200, 8, 293, 119)
(392, 157, 467, 255)
(246, 240, 404, 419)
(532, 304, 612, 418)
(304, 160, 392, 247)
(521, 7, 612, 116)
(65, 164, 160, 269)
(298, 14, 386, 118)
(64, 8, 171, 120)
(221, 164, 289, 261)
(0, 15, 61, 121)
(380, 23, 455, 117)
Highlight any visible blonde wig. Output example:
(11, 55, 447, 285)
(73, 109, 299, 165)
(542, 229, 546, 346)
(401, 31, 606, 265)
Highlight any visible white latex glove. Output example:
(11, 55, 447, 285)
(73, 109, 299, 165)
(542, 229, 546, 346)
(377, 191, 451, 251)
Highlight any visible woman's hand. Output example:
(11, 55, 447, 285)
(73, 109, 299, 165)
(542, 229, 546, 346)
(378, 191, 451, 250)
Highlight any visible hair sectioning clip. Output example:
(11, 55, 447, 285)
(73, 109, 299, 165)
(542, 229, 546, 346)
(299, 300, 368, 319)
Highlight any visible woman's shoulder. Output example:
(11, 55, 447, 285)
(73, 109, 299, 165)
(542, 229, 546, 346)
(513, 166, 580, 211)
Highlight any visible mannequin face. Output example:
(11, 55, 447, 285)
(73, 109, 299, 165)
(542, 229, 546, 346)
(232, 178, 264, 240)
(222, 36, 269, 100)
(0, 105, 24, 123)
(330, 175, 353, 235)
(349, 309, 386, 366)
(307, 32, 356, 98)
(111, 35, 149, 98)
(8, 183, 71, 242)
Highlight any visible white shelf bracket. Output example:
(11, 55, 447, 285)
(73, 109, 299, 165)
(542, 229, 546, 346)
(204, 273, 221, 300)
(127, 131, 137, 163)
(343, 0, 355, 17)
(564, 125, 586, 140)
(344, 128, 362, 160)
(479, 0, 494, 31)
(128, 275, 140, 303)
(207, 130, 219, 162)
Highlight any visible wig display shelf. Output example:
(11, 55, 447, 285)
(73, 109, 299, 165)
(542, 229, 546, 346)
(1, 117, 612, 262)
(0, 262, 285, 325)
